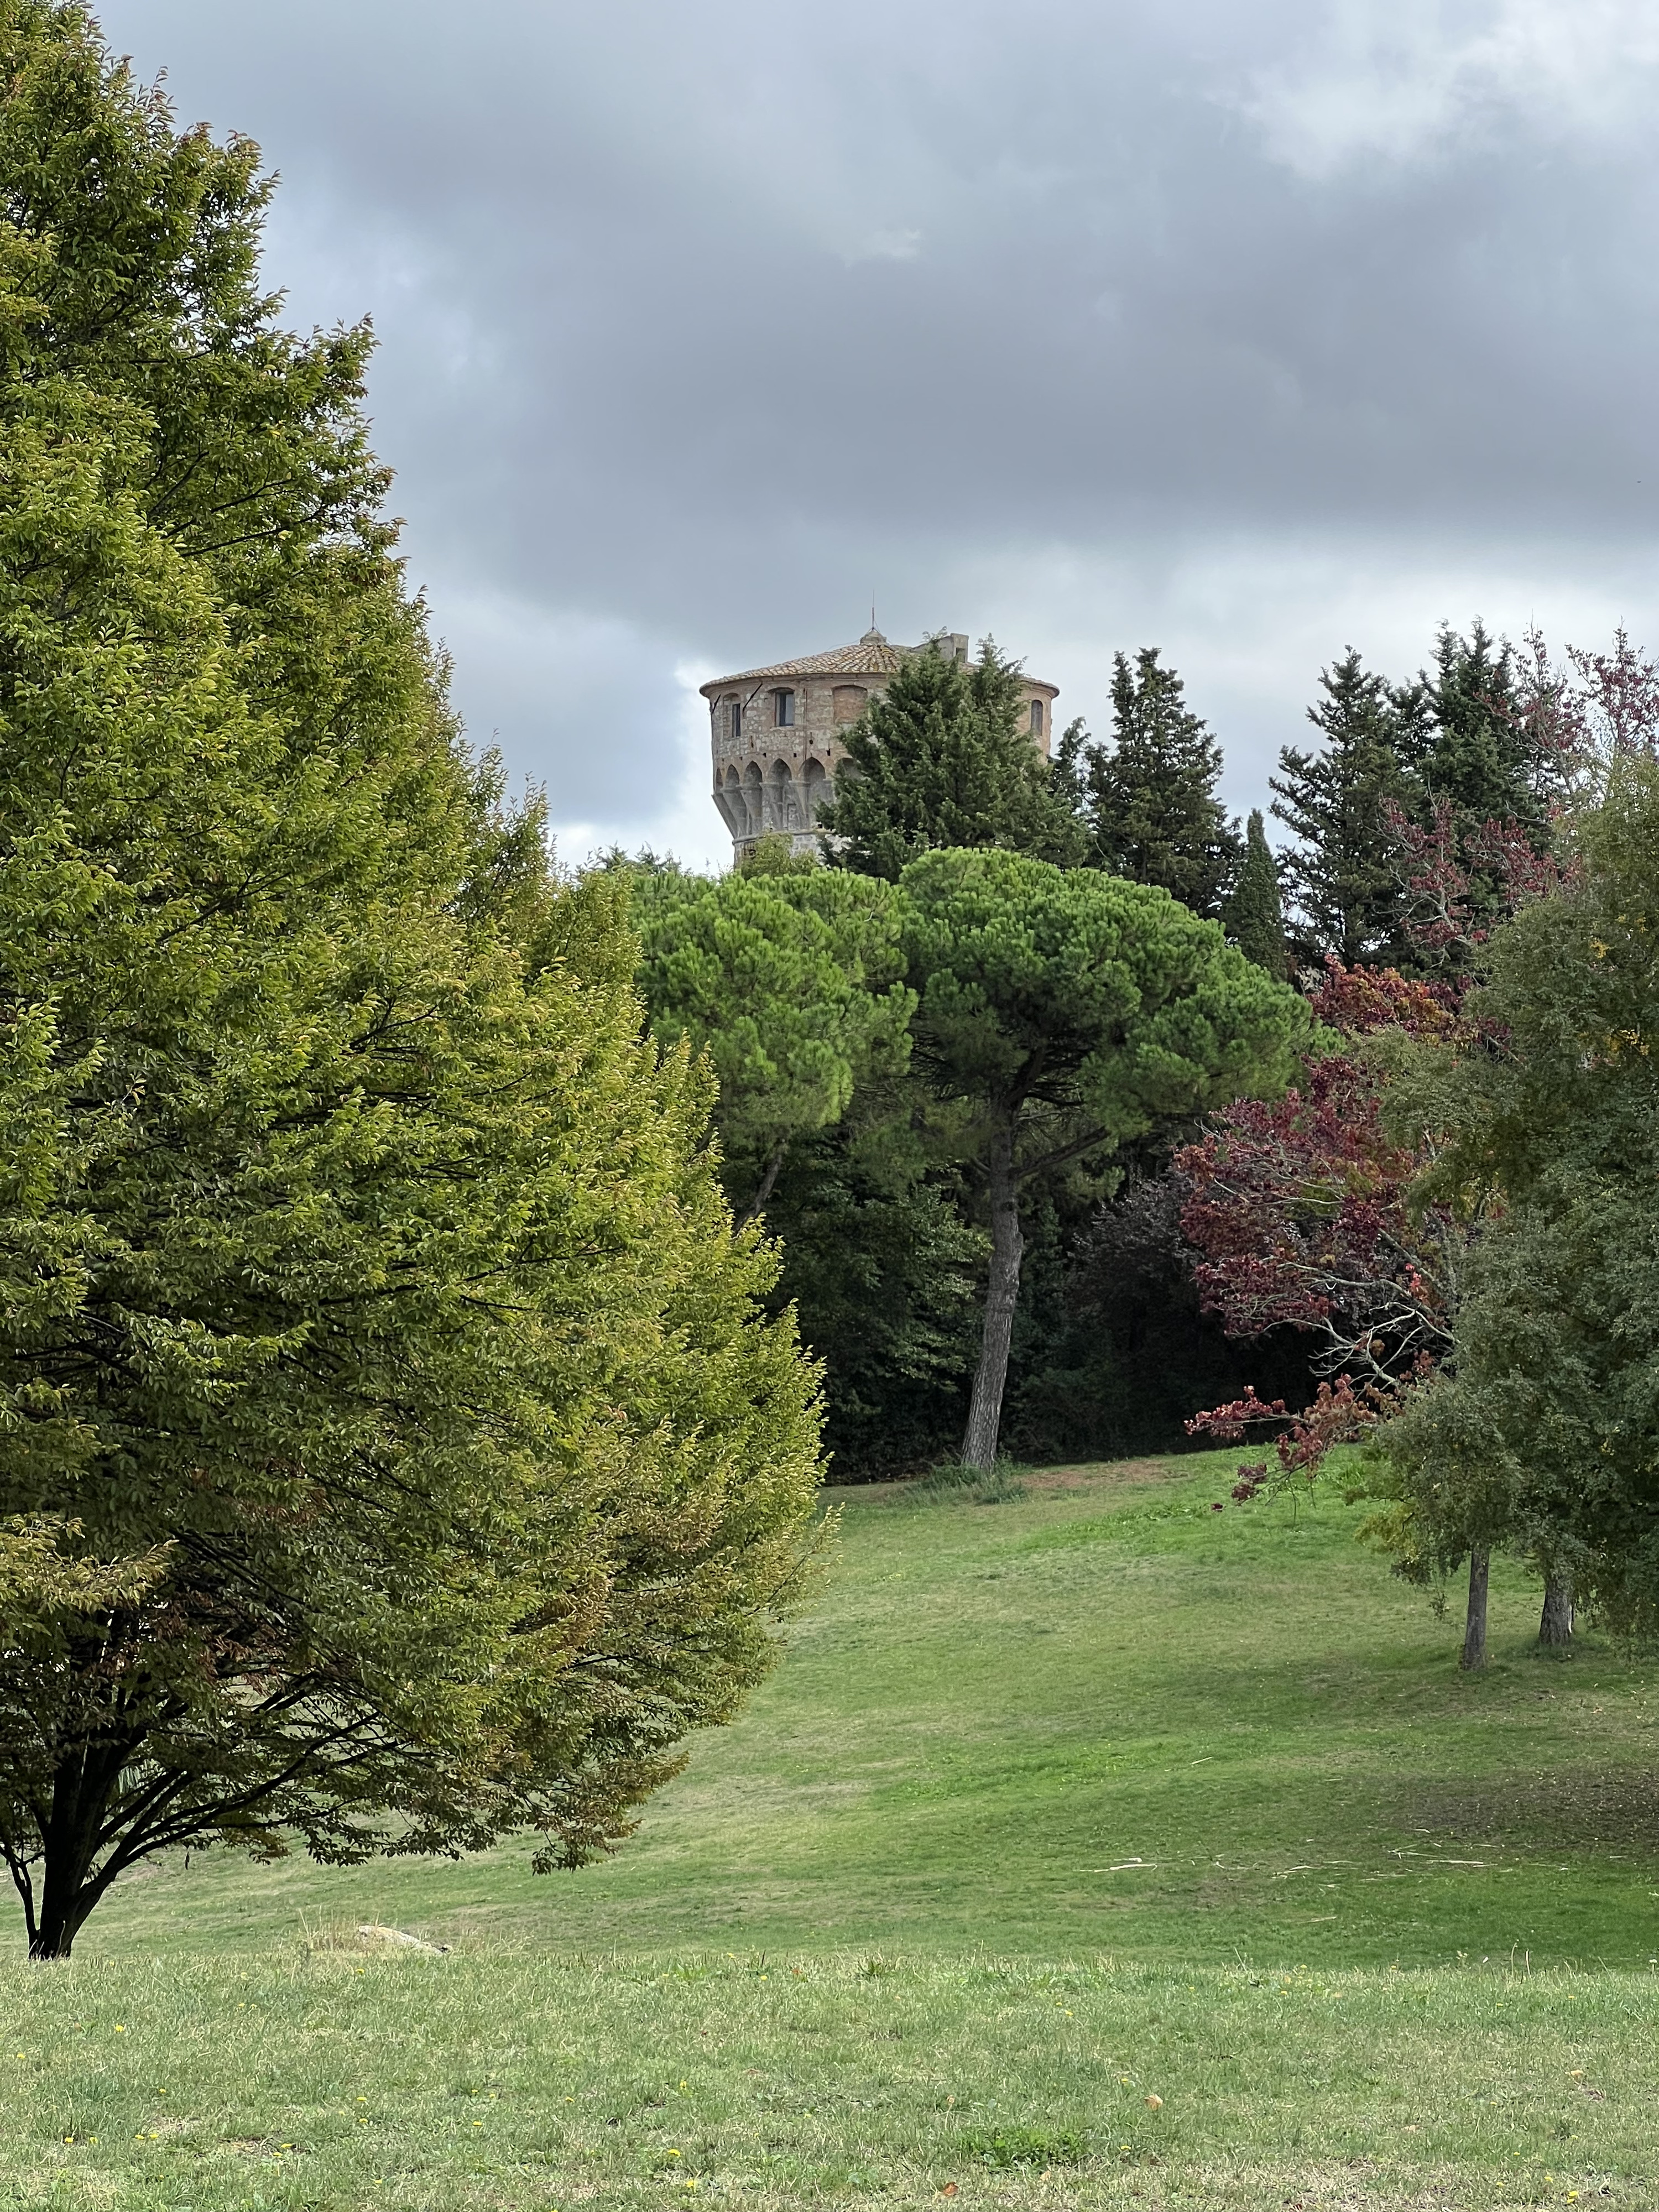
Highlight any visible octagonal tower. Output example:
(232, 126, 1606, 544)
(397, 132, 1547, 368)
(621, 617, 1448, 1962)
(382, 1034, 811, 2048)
(701, 628, 1060, 862)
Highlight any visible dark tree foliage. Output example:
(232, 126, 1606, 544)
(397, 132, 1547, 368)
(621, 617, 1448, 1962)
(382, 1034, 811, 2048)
(817, 640, 1085, 878)
(1223, 810, 1289, 978)
(764, 1097, 984, 1478)
(1271, 650, 1421, 966)
(1005, 1177, 1318, 1463)
(625, 853, 979, 1475)
(1062, 649, 1239, 916)
(1273, 626, 1565, 979)
(1416, 620, 1542, 831)
(1386, 623, 1560, 971)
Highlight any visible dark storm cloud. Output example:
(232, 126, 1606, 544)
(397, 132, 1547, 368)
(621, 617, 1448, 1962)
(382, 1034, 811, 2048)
(101, 0, 1659, 858)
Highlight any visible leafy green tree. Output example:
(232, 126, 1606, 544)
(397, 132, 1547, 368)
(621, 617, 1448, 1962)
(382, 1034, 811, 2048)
(817, 640, 1085, 878)
(1271, 650, 1421, 964)
(896, 851, 1308, 1469)
(631, 865, 914, 1222)
(1365, 759, 1659, 1652)
(0, 2, 821, 1958)
(1223, 810, 1289, 977)
(1068, 649, 1238, 916)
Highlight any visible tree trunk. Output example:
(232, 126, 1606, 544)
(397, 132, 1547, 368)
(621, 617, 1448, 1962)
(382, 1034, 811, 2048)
(30, 1890, 84, 1960)
(961, 1118, 1024, 1473)
(25, 1755, 120, 1960)
(735, 1136, 791, 1229)
(1538, 1571, 1574, 1648)
(1460, 1547, 1490, 1672)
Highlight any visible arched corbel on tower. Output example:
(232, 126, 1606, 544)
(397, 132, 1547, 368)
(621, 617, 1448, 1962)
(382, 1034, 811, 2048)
(766, 758, 795, 834)
(742, 761, 765, 842)
(713, 765, 745, 838)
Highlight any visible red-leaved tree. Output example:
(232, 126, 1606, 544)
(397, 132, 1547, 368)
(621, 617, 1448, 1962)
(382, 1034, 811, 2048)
(1178, 961, 1461, 1496)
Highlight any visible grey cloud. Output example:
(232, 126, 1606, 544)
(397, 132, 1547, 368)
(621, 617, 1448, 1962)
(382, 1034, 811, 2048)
(101, 0, 1659, 853)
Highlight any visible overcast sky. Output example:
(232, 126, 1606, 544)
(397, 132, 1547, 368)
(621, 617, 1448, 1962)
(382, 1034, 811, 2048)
(102, 0, 1659, 869)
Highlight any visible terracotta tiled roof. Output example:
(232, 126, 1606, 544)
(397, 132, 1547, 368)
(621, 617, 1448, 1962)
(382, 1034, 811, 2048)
(700, 628, 909, 693)
(699, 629, 1058, 698)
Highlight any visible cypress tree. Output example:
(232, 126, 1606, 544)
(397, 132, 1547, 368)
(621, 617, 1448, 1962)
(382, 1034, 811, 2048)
(1223, 810, 1289, 977)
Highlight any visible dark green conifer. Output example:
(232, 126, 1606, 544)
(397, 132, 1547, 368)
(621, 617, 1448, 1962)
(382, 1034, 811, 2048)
(1271, 649, 1421, 965)
(1223, 810, 1289, 977)
(1419, 620, 1541, 830)
(817, 640, 1085, 878)
(1079, 649, 1238, 916)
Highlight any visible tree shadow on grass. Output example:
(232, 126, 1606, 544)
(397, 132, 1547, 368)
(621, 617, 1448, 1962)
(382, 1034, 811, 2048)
(1395, 1764, 1659, 1858)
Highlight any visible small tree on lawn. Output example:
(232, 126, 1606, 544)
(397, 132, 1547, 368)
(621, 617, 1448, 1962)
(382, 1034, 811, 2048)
(1370, 756, 1659, 1651)
(896, 849, 1307, 1470)
(1179, 957, 1600, 1666)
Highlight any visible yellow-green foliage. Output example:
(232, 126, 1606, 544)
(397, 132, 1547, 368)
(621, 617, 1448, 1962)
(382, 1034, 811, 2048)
(0, 0, 822, 1957)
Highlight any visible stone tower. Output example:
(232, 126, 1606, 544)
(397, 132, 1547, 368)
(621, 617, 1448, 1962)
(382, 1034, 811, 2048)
(702, 628, 1060, 862)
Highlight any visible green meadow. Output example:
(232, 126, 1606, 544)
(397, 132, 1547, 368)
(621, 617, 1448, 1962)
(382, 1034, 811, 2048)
(6, 1453, 1659, 2209)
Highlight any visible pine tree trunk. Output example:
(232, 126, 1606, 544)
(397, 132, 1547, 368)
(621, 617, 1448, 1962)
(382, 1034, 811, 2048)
(961, 1119, 1024, 1473)
(735, 1136, 791, 1228)
(1460, 1547, 1490, 1672)
(1538, 1572, 1574, 1648)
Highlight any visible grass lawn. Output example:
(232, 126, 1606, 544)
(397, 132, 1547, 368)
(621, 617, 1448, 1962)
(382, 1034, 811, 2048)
(4, 1451, 1658, 2209)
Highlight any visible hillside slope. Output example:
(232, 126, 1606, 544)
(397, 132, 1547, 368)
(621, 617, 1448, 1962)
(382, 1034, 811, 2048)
(85, 1453, 1659, 1966)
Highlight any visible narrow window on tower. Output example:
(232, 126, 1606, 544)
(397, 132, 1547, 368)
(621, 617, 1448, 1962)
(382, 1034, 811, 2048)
(1029, 699, 1044, 735)
(728, 699, 741, 741)
(775, 688, 796, 728)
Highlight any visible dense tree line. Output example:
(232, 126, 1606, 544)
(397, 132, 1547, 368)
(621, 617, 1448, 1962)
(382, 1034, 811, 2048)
(638, 614, 1596, 1486)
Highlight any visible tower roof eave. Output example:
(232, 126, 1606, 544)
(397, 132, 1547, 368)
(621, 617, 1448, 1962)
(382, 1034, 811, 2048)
(699, 639, 908, 693)
(699, 634, 1058, 698)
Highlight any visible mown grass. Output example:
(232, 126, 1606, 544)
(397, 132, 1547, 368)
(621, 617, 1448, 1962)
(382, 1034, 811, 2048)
(84, 1453, 1659, 1966)
(4, 1948, 1657, 2208)
(4, 1451, 1659, 2208)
